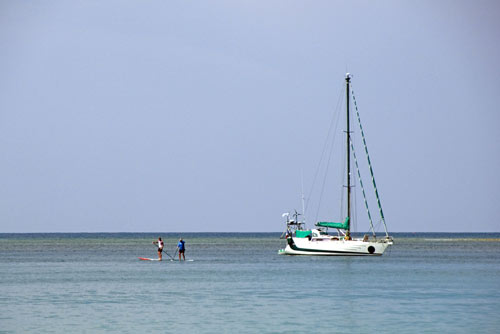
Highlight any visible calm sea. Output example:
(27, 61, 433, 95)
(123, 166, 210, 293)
(1, 232, 499, 333)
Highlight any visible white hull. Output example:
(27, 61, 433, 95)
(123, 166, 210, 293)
(279, 237, 392, 256)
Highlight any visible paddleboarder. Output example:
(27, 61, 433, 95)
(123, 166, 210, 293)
(153, 237, 164, 261)
(177, 238, 185, 261)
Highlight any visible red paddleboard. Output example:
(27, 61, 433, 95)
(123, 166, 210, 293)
(138, 257, 161, 261)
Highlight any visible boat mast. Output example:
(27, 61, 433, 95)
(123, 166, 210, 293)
(345, 73, 351, 240)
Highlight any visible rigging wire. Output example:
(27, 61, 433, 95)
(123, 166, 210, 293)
(352, 134, 357, 233)
(350, 137, 376, 236)
(306, 83, 345, 220)
(350, 83, 389, 237)
(315, 110, 341, 224)
(339, 115, 346, 221)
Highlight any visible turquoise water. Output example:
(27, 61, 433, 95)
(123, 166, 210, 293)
(1, 233, 499, 333)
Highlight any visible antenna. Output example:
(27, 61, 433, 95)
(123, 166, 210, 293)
(301, 169, 306, 223)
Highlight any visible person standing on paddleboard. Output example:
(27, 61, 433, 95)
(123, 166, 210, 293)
(153, 237, 164, 261)
(177, 238, 185, 261)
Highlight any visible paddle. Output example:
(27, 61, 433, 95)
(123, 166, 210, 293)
(161, 249, 175, 261)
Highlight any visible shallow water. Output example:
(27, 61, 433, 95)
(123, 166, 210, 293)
(1, 233, 499, 333)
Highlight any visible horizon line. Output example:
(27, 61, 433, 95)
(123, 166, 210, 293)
(1, 231, 499, 234)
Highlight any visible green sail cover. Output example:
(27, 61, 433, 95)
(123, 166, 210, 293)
(295, 230, 312, 238)
(315, 217, 350, 230)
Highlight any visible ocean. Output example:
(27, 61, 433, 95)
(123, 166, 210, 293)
(1, 233, 499, 333)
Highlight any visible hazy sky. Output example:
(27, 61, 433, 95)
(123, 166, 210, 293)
(1, 1, 499, 232)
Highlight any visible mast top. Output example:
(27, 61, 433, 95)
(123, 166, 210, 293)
(345, 73, 351, 80)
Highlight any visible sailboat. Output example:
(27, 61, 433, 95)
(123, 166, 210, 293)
(279, 73, 393, 256)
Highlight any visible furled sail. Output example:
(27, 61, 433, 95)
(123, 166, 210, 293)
(315, 217, 350, 230)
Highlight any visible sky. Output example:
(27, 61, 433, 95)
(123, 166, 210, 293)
(0, 0, 499, 233)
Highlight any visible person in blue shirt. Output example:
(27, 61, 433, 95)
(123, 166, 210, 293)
(177, 238, 185, 261)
